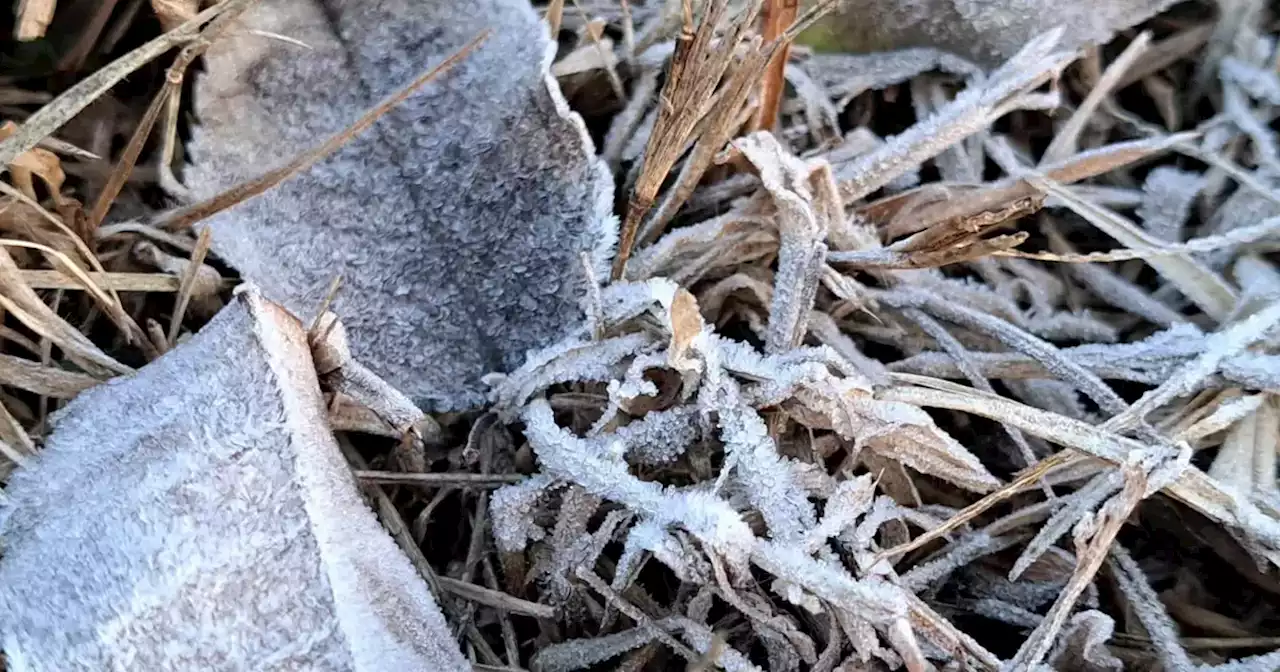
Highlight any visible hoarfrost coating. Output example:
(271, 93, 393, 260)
(187, 0, 617, 412)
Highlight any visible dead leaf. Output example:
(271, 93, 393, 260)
(187, 0, 616, 412)
(801, 0, 1179, 68)
(0, 289, 469, 669)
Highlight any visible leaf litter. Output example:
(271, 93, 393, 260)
(2, 0, 1280, 670)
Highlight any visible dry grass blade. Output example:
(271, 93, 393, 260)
(0, 229, 153, 355)
(883, 378, 1280, 563)
(875, 451, 1074, 562)
(1031, 176, 1239, 322)
(1005, 215, 1280, 263)
(0, 183, 155, 357)
(752, 0, 799, 132)
(0, 247, 129, 378)
(1041, 31, 1151, 164)
(7, 270, 231, 292)
(86, 0, 249, 230)
(0, 352, 99, 398)
(0, 0, 245, 168)
(435, 576, 555, 620)
(0, 400, 35, 461)
(166, 226, 213, 347)
(881, 134, 1191, 240)
(612, 0, 762, 279)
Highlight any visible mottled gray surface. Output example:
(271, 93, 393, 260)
(818, 0, 1180, 66)
(187, 0, 616, 412)
(0, 290, 468, 671)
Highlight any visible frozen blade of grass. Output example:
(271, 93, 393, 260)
(571, 568, 703, 666)
(1046, 611, 1125, 671)
(903, 307, 1039, 467)
(1207, 395, 1279, 495)
(883, 377, 1280, 562)
(1009, 466, 1147, 669)
(1044, 224, 1187, 327)
(0, 0, 241, 168)
(734, 133, 828, 354)
(797, 379, 1003, 493)
(899, 532, 1022, 593)
(805, 475, 875, 552)
(1139, 167, 1208, 242)
(530, 619, 681, 672)
(521, 398, 755, 567)
(877, 287, 1129, 415)
(1031, 176, 1238, 322)
(1104, 301, 1280, 433)
(697, 337, 817, 542)
(1221, 56, 1280, 105)
(1177, 393, 1266, 443)
(491, 474, 556, 554)
(1009, 470, 1121, 581)
(801, 47, 980, 108)
(903, 593, 1003, 670)
(603, 70, 658, 170)
(785, 65, 842, 144)
(1041, 31, 1152, 164)
(1109, 544, 1196, 672)
(838, 29, 1076, 204)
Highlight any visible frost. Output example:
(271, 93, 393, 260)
(1138, 167, 1207, 243)
(806, 474, 877, 552)
(611, 406, 702, 465)
(489, 333, 657, 416)
(1045, 611, 1124, 672)
(0, 290, 468, 670)
(1222, 56, 1280, 106)
(808, 0, 1179, 67)
(187, 0, 617, 411)
(521, 398, 756, 569)
(491, 474, 556, 554)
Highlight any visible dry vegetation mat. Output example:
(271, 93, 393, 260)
(1, 0, 1280, 670)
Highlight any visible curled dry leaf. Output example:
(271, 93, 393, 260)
(0, 289, 467, 670)
(188, 0, 616, 411)
(14, 0, 55, 41)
